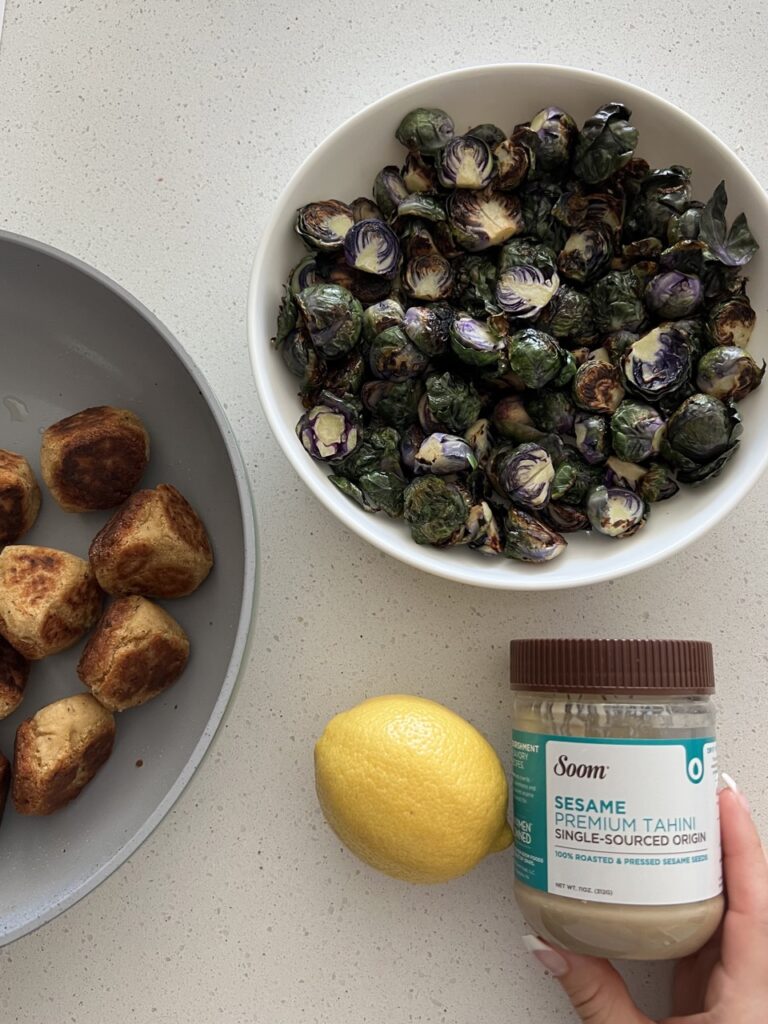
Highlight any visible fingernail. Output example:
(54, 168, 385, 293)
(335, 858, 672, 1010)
(721, 771, 750, 811)
(522, 934, 569, 978)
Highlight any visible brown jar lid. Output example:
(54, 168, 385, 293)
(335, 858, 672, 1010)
(510, 639, 715, 694)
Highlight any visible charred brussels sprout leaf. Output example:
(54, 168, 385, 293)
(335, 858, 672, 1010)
(297, 283, 363, 359)
(403, 476, 469, 545)
(696, 347, 765, 403)
(573, 356, 625, 414)
(425, 372, 482, 433)
(503, 507, 567, 562)
(699, 181, 759, 267)
(573, 103, 639, 184)
(395, 108, 455, 155)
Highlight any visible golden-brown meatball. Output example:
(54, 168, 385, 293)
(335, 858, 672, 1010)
(40, 406, 150, 512)
(0, 634, 30, 719)
(12, 693, 115, 815)
(0, 545, 103, 659)
(0, 750, 9, 825)
(89, 484, 213, 598)
(0, 449, 41, 543)
(78, 596, 190, 711)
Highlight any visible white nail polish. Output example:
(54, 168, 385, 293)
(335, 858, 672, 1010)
(721, 771, 739, 794)
(521, 934, 569, 977)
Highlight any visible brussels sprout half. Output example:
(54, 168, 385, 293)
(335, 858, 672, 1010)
(587, 485, 647, 538)
(696, 346, 765, 402)
(447, 189, 524, 251)
(344, 219, 401, 278)
(503, 507, 567, 562)
(296, 392, 361, 462)
(296, 200, 354, 251)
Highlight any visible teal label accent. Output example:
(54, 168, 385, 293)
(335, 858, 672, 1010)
(512, 731, 548, 890)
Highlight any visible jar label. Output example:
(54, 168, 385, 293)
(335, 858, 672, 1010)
(512, 731, 723, 906)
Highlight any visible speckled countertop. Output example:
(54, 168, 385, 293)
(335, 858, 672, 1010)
(1, 2, 767, 1022)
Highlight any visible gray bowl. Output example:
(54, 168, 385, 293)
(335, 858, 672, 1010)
(0, 231, 257, 946)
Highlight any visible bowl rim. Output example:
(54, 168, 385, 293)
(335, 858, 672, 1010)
(247, 62, 768, 591)
(0, 228, 259, 946)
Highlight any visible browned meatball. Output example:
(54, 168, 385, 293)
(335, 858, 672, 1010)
(0, 634, 30, 719)
(40, 406, 150, 512)
(89, 484, 213, 598)
(0, 750, 9, 825)
(0, 449, 41, 543)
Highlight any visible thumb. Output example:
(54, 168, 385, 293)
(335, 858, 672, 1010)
(522, 936, 652, 1024)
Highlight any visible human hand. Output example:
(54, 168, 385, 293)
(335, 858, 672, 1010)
(522, 776, 768, 1023)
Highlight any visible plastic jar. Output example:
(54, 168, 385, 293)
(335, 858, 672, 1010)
(511, 638, 724, 961)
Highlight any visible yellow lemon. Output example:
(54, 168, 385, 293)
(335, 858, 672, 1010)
(314, 694, 513, 883)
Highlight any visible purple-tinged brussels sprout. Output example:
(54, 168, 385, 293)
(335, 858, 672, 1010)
(622, 324, 692, 401)
(452, 255, 497, 316)
(396, 194, 446, 222)
(447, 189, 524, 251)
(573, 356, 625, 413)
(343, 219, 401, 278)
(467, 123, 506, 149)
(351, 196, 384, 223)
(699, 181, 759, 267)
(401, 152, 438, 193)
(543, 502, 589, 533)
(707, 296, 756, 348)
(526, 391, 576, 436)
(574, 413, 610, 465)
(296, 200, 354, 251)
(507, 328, 567, 390)
(496, 443, 555, 510)
(403, 475, 469, 546)
(438, 135, 494, 190)
(449, 315, 504, 368)
(591, 270, 645, 333)
(362, 379, 423, 430)
(558, 226, 613, 284)
(610, 400, 666, 463)
(289, 254, 322, 294)
(660, 393, 742, 484)
(529, 106, 578, 171)
(424, 372, 482, 433)
(396, 107, 455, 156)
(503, 507, 567, 563)
(368, 326, 429, 381)
(372, 166, 410, 218)
(644, 270, 703, 319)
(296, 392, 360, 462)
(279, 328, 313, 380)
(637, 463, 679, 503)
(667, 202, 704, 244)
(493, 137, 530, 190)
(414, 432, 479, 475)
(403, 304, 452, 356)
(496, 264, 560, 318)
(573, 102, 639, 184)
(362, 298, 405, 342)
(403, 254, 454, 301)
(587, 485, 647, 538)
(696, 346, 765, 402)
(492, 395, 540, 442)
(465, 501, 503, 554)
(297, 283, 363, 359)
(464, 418, 494, 466)
(399, 423, 425, 473)
(604, 456, 648, 491)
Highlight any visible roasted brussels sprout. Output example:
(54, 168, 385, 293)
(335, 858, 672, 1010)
(396, 108, 455, 155)
(644, 270, 703, 319)
(362, 378, 423, 429)
(414, 432, 479, 475)
(492, 395, 538, 441)
(526, 391, 576, 436)
(297, 283, 363, 359)
(573, 356, 625, 413)
(368, 326, 429, 381)
(537, 283, 594, 340)
(438, 135, 494, 190)
(661, 393, 741, 484)
(464, 418, 494, 466)
(296, 392, 360, 462)
(401, 153, 437, 193)
(493, 137, 530, 191)
(558, 227, 613, 284)
(403, 254, 454, 301)
(289, 254, 322, 294)
(424, 372, 482, 433)
(604, 330, 639, 366)
(696, 347, 765, 403)
(529, 106, 577, 171)
(574, 413, 610, 465)
(452, 254, 498, 315)
(403, 475, 469, 545)
(447, 189, 524, 251)
(603, 456, 647, 492)
(610, 400, 665, 463)
(496, 264, 560, 318)
(506, 328, 567, 390)
(296, 200, 354, 251)
(637, 463, 679, 503)
(449, 315, 504, 367)
(343, 219, 401, 278)
(464, 500, 504, 554)
(403, 304, 452, 356)
(362, 298, 405, 342)
(503, 507, 567, 562)
(625, 166, 692, 241)
(372, 166, 410, 219)
(351, 196, 384, 223)
(467, 123, 506, 148)
(591, 271, 645, 333)
(573, 103, 639, 184)
(707, 296, 756, 349)
(667, 203, 703, 244)
(622, 324, 692, 401)
(495, 443, 554, 510)
(587, 485, 647, 538)
(397, 194, 447, 222)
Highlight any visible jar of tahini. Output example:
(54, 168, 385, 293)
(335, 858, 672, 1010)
(511, 638, 724, 960)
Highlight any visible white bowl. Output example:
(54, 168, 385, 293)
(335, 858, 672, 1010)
(248, 64, 768, 590)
